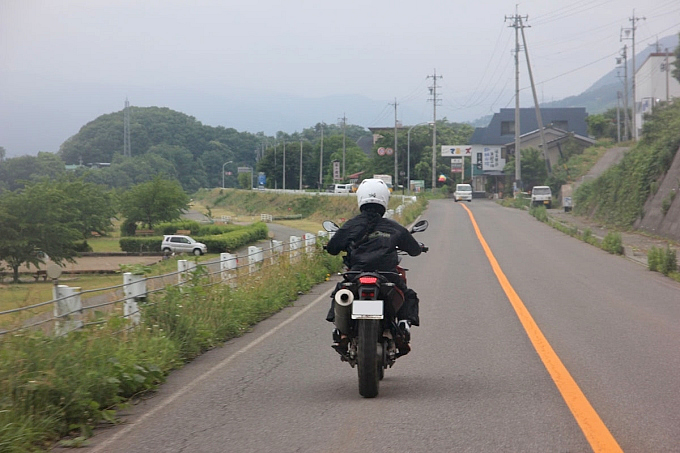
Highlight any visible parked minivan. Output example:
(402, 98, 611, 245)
(531, 186, 552, 208)
(453, 184, 472, 202)
(333, 184, 352, 194)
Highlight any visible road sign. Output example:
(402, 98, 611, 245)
(237, 166, 252, 174)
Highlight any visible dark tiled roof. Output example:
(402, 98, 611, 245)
(470, 108, 588, 145)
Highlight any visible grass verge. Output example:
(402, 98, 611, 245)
(0, 251, 343, 451)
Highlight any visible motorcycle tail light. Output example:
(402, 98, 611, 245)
(361, 290, 375, 299)
(359, 276, 378, 285)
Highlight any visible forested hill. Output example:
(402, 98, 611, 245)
(57, 107, 265, 191)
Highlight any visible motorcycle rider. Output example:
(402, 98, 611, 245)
(325, 178, 424, 355)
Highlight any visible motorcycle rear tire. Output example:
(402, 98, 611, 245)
(357, 319, 380, 398)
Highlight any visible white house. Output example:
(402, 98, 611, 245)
(635, 51, 680, 138)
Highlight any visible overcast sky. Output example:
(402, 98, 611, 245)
(2, 0, 680, 157)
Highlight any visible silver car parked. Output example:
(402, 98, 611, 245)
(161, 235, 207, 256)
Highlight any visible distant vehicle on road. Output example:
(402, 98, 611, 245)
(531, 186, 552, 208)
(453, 184, 472, 202)
(162, 235, 207, 256)
(331, 184, 352, 194)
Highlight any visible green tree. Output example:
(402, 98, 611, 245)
(119, 176, 190, 230)
(238, 172, 252, 190)
(0, 180, 84, 282)
(0, 152, 66, 191)
(503, 147, 549, 191)
(55, 176, 116, 237)
(672, 32, 680, 84)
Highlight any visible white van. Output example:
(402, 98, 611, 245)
(453, 184, 472, 202)
(333, 184, 352, 194)
(531, 186, 552, 208)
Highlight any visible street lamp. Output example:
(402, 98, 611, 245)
(407, 122, 433, 194)
(222, 161, 233, 188)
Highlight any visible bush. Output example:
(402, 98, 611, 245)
(648, 245, 678, 275)
(119, 237, 163, 253)
(155, 220, 201, 236)
(197, 224, 244, 236)
(601, 232, 624, 255)
(197, 222, 269, 253)
(529, 205, 548, 222)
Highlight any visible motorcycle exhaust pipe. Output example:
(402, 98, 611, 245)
(334, 289, 354, 334)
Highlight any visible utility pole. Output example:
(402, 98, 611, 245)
(339, 114, 347, 180)
(427, 70, 442, 190)
(506, 9, 526, 191)
(123, 98, 131, 158)
(299, 139, 303, 191)
(274, 143, 277, 189)
(319, 124, 324, 191)
(621, 11, 645, 140)
(616, 92, 622, 143)
(519, 15, 550, 175)
(617, 46, 630, 140)
(283, 140, 286, 191)
(389, 98, 399, 188)
(665, 48, 670, 102)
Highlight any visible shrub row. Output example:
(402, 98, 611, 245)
(530, 206, 624, 255)
(199, 222, 268, 253)
(118, 223, 269, 253)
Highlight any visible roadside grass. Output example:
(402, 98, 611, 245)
(0, 251, 343, 451)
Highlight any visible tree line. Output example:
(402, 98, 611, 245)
(0, 175, 188, 283)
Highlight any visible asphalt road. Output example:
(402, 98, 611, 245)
(81, 199, 680, 453)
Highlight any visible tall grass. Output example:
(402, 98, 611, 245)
(0, 251, 342, 451)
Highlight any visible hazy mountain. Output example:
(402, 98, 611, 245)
(1, 34, 677, 158)
(537, 34, 678, 114)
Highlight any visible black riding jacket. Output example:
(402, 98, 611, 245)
(326, 211, 422, 272)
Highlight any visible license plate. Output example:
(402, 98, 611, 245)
(352, 300, 383, 319)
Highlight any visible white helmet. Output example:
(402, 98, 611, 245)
(356, 178, 390, 212)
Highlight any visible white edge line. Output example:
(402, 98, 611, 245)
(91, 286, 334, 452)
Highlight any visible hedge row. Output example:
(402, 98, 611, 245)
(200, 222, 268, 253)
(149, 221, 244, 237)
(119, 222, 269, 253)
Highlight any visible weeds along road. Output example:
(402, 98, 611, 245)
(81, 199, 680, 453)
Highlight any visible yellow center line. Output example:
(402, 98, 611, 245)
(460, 203, 622, 453)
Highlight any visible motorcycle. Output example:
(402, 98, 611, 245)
(322, 219, 429, 398)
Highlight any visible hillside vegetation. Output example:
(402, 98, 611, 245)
(574, 101, 680, 227)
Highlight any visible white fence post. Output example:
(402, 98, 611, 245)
(123, 273, 146, 326)
(248, 246, 263, 274)
(304, 233, 316, 254)
(53, 285, 82, 336)
(178, 260, 196, 284)
(220, 253, 238, 286)
(271, 240, 283, 264)
(289, 235, 301, 263)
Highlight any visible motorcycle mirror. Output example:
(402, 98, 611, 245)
(322, 220, 340, 232)
(410, 219, 429, 233)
